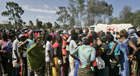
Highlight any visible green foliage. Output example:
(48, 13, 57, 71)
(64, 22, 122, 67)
(56, 7, 70, 27)
(46, 22, 52, 29)
(36, 19, 43, 28)
(109, 6, 140, 27)
(29, 20, 33, 26)
(134, 13, 140, 26)
(42, 22, 52, 29)
(54, 22, 61, 29)
(0, 21, 13, 29)
(68, 0, 77, 27)
(85, 0, 113, 26)
(62, 24, 69, 28)
(1, 2, 24, 28)
(109, 17, 121, 24)
(76, 0, 85, 27)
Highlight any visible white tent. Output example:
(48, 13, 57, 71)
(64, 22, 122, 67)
(94, 23, 133, 33)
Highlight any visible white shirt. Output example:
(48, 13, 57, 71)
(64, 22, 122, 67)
(12, 38, 19, 59)
(45, 41, 53, 62)
(66, 36, 71, 51)
(113, 35, 117, 41)
(69, 40, 77, 54)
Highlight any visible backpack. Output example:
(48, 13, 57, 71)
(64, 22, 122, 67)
(100, 43, 111, 66)
(100, 43, 111, 55)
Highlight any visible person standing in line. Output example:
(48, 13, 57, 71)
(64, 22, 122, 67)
(68, 32, 78, 76)
(70, 37, 96, 76)
(5, 34, 16, 76)
(52, 36, 63, 76)
(26, 35, 45, 76)
(18, 34, 27, 76)
(12, 32, 21, 76)
(45, 35, 53, 76)
(20, 32, 35, 76)
(0, 32, 9, 76)
(111, 29, 138, 76)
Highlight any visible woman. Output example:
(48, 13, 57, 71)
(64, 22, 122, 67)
(20, 32, 35, 76)
(26, 35, 45, 76)
(127, 28, 139, 76)
(68, 31, 78, 76)
(0, 32, 9, 76)
(112, 29, 138, 76)
(18, 34, 27, 76)
(52, 36, 63, 76)
(5, 34, 16, 76)
(61, 34, 69, 76)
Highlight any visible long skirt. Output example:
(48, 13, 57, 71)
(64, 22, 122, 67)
(52, 57, 60, 76)
(130, 56, 138, 76)
(20, 57, 27, 76)
(68, 55, 75, 76)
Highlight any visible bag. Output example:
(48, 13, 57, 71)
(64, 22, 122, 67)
(78, 68, 94, 76)
(12, 60, 21, 68)
(96, 56, 105, 70)
(110, 59, 117, 69)
(101, 43, 111, 55)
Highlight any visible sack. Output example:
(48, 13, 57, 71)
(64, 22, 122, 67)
(58, 59, 62, 65)
(12, 60, 21, 68)
(78, 68, 94, 76)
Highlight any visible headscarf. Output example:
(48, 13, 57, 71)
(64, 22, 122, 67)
(119, 29, 128, 38)
(18, 34, 25, 38)
(82, 33, 92, 43)
(63, 30, 67, 34)
(127, 29, 139, 38)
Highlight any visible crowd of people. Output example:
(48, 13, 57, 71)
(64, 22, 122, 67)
(0, 27, 140, 76)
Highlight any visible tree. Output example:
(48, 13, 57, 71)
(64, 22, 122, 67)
(68, 0, 77, 27)
(85, 0, 113, 26)
(76, 0, 85, 27)
(1, 2, 24, 28)
(29, 20, 33, 28)
(36, 19, 43, 28)
(0, 21, 12, 29)
(46, 22, 52, 29)
(134, 13, 140, 27)
(54, 22, 61, 29)
(56, 7, 70, 27)
(119, 6, 133, 23)
(108, 17, 121, 24)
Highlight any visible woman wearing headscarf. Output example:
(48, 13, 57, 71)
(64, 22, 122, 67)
(111, 29, 138, 76)
(26, 35, 45, 76)
(18, 34, 27, 76)
(128, 28, 139, 76)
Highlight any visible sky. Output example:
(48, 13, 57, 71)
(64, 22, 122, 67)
(0, 0, 140, 26)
